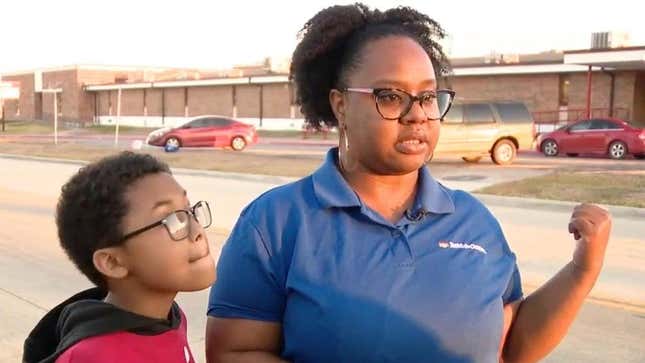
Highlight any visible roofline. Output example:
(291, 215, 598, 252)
(84, 74, 290, 91)
(564, 48, 645, 68)
(1, 64, 202, 77)
(564, 45, 645, 54)
(450, 60, 563, 69)
(451, 63, 593, 76)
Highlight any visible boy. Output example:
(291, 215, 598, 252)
(23, 152, 216, 363)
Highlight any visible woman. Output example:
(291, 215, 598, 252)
(205, 4, 611, 363)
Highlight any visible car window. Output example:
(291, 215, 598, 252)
(494, 103, 532, 123)
(213, 118, 233, 127)
(442, 104, 463, 124)
(590, 119, 622, 130)
(464, 104, 494, 124)
(186, 118, 208, 128)
(570, 121, 593, 131)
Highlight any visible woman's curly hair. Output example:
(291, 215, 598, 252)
(56, 152, 171, 289)
(290, 3, 450, 128)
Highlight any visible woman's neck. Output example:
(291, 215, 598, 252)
(341, 166, 419, 223)
(104, 285, 176, 320)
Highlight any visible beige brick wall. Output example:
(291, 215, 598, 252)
(164, 88, 186, 116)
(120, 89, 144, 116)
(262, 83, 291, 118)
(41, 70, 79, 122)
(187, 86, 233, 116)
(567, 71, 635, 118)
(236, 85, 261, 117)
(633, 72, 645, 126)
(450, 74, 560, 112)
(97, 91, 111, 115)
(146, 89, 163, 117)
(2, 73, 35, 121)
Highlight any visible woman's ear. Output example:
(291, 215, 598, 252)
(329, 89, 346, 124)
(93, 247, 129, 280)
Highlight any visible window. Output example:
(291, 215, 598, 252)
(186, 118, 208, 128)
(494, 103, 532, 123)
(590, 119, 622, 130)
(569, 121, 593, 131)
(464, 104, 494, 123)
(212, 118, 233, 127)
(442, 104, 463, 124)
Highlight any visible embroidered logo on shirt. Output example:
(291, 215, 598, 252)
(438, 240, 487, 254)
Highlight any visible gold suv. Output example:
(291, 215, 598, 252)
(435, 101, 535, 165)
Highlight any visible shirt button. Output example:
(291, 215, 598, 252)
(391, 230, 402, 238)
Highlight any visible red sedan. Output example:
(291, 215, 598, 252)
(537, 118, 645, 159)
(146, 116, 258, 151)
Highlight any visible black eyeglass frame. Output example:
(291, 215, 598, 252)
(117, 200, 212, 243)
(343, 87, 456, 121)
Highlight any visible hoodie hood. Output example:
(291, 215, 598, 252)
(23, 288, 181, 363)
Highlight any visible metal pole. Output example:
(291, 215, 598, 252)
(54, 92, 58, 145)
(585, 65, 592, 119)
(259, 84, 264, 128)
(1, 99, 5, 132)
(115, 87, 121, 146)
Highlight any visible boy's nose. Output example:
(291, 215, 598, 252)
(188, 219, 203, 243)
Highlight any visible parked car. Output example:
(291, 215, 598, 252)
(146, 116, 258, 151)
(434, 101, 535, 165)
(537, 118, 645, 159)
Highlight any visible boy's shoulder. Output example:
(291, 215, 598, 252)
(55, 324, 193, 362)
(24, 288, 191, 363)
(54, 304, 192, 362)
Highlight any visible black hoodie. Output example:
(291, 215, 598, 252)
(23, 288, 188, 363)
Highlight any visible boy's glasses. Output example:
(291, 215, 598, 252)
(118, 201, 212, 243)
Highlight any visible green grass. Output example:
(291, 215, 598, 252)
(0, 120, 70, 134)
(84, 125, 157, 135)
(477, 172, 645, 208)
(258, 129, 338, 140)
(0, 121, 158, 136)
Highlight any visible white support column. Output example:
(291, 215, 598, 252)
(41, 88, 63, 145)
(115, 87, 122, 146)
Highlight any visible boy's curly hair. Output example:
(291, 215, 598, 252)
(56, 152, 170, 289)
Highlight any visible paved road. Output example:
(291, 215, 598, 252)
(0, 156, 643, 362)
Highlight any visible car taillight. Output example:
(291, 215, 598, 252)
(639, 131, 645, 140)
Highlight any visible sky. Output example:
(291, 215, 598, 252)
(1, 0, 644, 74)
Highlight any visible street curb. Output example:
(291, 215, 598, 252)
(473, 193, 645, 220)
(0, 153, 89, 166)
(0, 153, 298, 186)
(2, 153, 643, 219)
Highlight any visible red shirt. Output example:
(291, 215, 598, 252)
(55, 310, 195, 363)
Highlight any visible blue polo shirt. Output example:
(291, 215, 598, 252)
(208, 148, 522, 363)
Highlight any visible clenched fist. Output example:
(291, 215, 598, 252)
(568, 203, 612, 274)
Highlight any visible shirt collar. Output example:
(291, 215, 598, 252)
(312, 148, 455, 215)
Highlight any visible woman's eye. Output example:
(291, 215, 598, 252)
(378, 93, 402, 103)
(421, 93, 437, 103)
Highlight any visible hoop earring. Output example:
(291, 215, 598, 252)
(338, 127, 350, 171)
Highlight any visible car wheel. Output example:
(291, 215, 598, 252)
(231, 136, 247, 151)
(462, 156, 482, 163)
(541, 139, 559, 157)
(165, 137, 180, 149)
(608, 141, 627, 159)
(566, 153, 579, 157)
(635, 154, 645, 160)
(491, 139, 517, 165)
